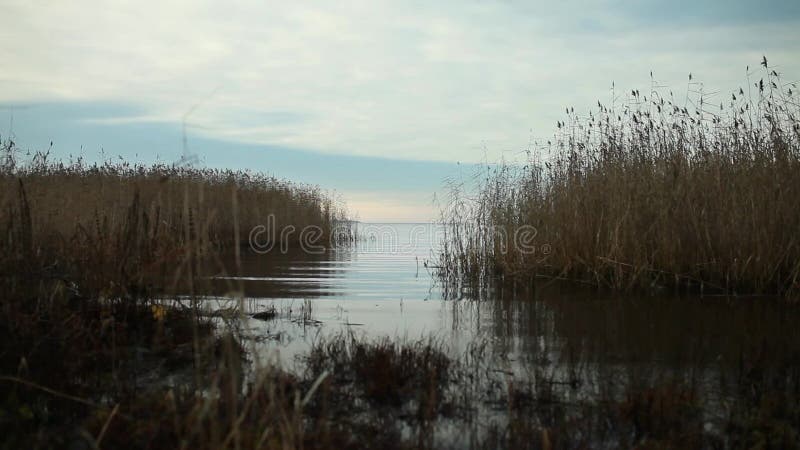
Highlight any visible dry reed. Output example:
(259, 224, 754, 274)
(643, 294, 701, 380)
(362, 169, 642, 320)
(0, 143, 345, 448)
(440, 60, 800, 297)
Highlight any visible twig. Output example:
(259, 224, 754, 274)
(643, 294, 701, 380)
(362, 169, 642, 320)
(95, 403, 120, 447)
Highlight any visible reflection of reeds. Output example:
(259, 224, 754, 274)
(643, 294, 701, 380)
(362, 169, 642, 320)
(440, 61, 800, 297)
(299, 331, 800, 449)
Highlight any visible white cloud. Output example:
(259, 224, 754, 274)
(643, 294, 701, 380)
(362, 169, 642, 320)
(1, 0, 798, 163)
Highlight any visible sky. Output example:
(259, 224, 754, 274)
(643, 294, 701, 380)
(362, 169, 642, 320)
(1, 0, 799, 221)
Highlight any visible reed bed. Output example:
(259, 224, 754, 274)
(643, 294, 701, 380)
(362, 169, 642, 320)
(440, 60, 800, 297)
(0, 142, 346, 448)
(1, 143, 343, 251)
(0, 142, 347, 292)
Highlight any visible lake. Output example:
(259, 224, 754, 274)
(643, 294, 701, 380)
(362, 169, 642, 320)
(196, 222, 800, 446)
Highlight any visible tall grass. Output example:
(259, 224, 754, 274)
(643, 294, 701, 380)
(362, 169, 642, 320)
(440, 60, 800, 297)
(1, 143, 343, 249)
(0, 143, 346, 292)
(0, 142, 346, 448)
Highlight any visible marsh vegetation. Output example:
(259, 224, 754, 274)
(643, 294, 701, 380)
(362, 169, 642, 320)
(0, 143, 343, 448)
(440, 61, 800, 297)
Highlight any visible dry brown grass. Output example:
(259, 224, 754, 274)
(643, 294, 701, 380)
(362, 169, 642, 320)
(0, 145, 346, 449)
(0, 146, 342, 251)
(0, 144, 346, 295)
(441, 60, 800, 297)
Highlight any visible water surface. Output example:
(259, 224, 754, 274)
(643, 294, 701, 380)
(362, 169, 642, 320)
(200, 222, 799, 371)
(196, 222, 800, 441)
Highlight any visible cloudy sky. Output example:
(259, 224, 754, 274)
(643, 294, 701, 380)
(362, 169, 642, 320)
(2, 0, 799, 220)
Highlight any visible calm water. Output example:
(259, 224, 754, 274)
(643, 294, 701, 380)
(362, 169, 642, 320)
(205, 223, 467, 364)
(199, 223, 800, 372)
(195, 222, 800, 441)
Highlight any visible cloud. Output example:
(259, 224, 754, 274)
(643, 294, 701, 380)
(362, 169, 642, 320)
(1, 0, 798, 163)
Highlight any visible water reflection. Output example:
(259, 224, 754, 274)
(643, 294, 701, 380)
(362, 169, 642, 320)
(174, 223, 800, 446)
(208, 223, 441, 301)
(194, 223, 800, 435)
(198, 224, 800, 367)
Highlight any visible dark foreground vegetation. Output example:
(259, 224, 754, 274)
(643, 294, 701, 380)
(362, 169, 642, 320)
(0, 145, 345, 448)
(440, 60, 800, 297)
